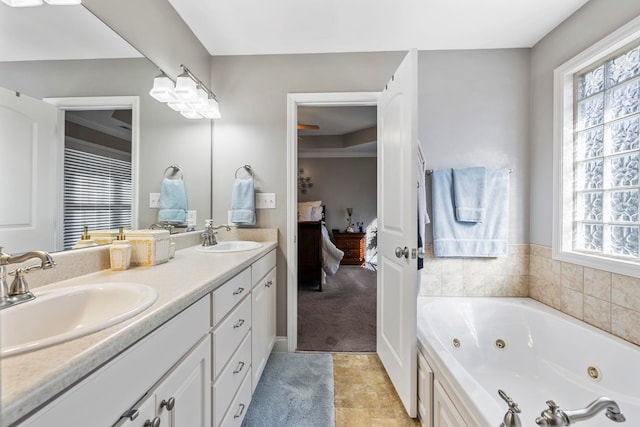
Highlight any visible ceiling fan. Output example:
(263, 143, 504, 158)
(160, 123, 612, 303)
(297, 123, 319, 142)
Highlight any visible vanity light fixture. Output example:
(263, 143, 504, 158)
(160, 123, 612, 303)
(1, 0, 80, 6)
(148, 65, 221, 120)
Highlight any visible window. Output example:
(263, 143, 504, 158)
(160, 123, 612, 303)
(554, 17, 640, 278)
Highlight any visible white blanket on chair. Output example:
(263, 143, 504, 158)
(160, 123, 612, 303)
(321, 225, 344, 276)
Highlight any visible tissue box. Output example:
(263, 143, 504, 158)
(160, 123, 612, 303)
(126, 230, 171, 266)
(91, 229, 120, 245)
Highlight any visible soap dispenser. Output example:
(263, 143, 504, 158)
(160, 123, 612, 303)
(73, 226, 98, 249)
(110, 227, 131, 271)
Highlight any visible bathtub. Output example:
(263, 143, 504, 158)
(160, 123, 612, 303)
(417, 297, 640, 427)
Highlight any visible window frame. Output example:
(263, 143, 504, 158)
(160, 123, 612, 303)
(553, 15, 640, 278)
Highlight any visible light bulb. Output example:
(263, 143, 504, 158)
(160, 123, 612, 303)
(180, 110, 203, 119)
(149, 74, 176, 102)
(173, 73, 198, 100)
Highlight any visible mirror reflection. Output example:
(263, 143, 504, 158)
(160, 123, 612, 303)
(0, 4, 212, 254)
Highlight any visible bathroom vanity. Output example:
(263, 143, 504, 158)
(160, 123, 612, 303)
(0, 237, 277, 427)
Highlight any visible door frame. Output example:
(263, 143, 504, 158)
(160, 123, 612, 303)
(286, 91, 379, 352)
(43, 96, 140, 250)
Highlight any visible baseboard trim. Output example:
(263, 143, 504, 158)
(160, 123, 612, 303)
(272, 336, 289, 353)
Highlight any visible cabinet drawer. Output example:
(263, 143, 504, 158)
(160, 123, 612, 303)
(212, 268, 251, 325)
(338, 239, 361, 249)
(213, 296, 251, 378)
(220, 370, 252, 427)
(342, 249, 361, 258)
(252, 249, 276, 288)
(213, 332, 251, 427)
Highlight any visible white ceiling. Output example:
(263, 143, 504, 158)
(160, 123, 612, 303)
(0, 4, 141, 62)
(167, 0, 589, 56)
(298, 106, 376, 136)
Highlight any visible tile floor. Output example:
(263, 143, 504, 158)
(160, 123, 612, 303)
(333, 354, 422, 427)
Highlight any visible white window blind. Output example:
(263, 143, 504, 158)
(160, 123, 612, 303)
(63, 146, 132, 249)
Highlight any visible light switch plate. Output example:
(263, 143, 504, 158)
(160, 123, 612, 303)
(255, 193, 276, 209)
(186, 210, 197, 226)
(149, 192, 160, 208)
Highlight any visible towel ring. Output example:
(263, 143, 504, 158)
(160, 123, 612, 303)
(164, 164, 183, 179)
(235, 165, 253, 179)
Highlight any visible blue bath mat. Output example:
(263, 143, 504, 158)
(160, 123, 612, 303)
(241, 352, 335, 427)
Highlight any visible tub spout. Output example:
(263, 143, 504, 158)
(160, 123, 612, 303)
(535, 397, 625, 426)
(564, 397, 626, 424)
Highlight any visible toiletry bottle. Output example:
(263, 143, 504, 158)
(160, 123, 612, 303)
(110, 227, 131, 271)
(73, 226, 98, 249)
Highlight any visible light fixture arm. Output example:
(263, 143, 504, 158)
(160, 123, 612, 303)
(180, 64, 217, 101)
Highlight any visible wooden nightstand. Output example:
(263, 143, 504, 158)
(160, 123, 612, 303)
(333, 232, 366, 266)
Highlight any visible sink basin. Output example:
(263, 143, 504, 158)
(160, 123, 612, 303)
(196, 241, 263, 253)
(0, 282, 158, 357)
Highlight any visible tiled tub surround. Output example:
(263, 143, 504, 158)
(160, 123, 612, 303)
(419, 243, 640, 347)
(0, 230, 277, 426)
(529, 244, 640, 346)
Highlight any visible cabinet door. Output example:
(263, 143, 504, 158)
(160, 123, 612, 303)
(433, 381, 467, 427)
(156, 336, 212, 427)
(251, 267, 276, 392)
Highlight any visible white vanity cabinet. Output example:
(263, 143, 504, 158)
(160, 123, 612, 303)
(250, 250, 276, 392)
(21, 296, 211, 427)
(115, 335, 211, 427)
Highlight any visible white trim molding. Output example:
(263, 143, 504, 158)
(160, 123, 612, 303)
(552, 16, 640, 278)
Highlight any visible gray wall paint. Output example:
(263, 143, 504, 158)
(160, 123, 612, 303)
(418, 49, 531, 244)
(0, 58, 212, 232)
(298, 157, 377, 234)
(530, 0, 640, 246)
(211, 49, 531, 335)
(210, 52, 405, 335)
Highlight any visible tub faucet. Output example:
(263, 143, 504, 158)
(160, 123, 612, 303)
(535, 397, 626, 426)
(0, 248, 56, 309)
(498, 389, 522, 427)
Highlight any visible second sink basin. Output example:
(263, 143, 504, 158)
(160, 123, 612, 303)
(0, 282, 158, 357)
(196, 241, 262, 253)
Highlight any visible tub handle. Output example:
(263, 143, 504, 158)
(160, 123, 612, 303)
(498, 389, 522, 427)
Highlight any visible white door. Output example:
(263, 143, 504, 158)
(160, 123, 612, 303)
(376, 49, 418, 417)
(0, 87, 59, 253)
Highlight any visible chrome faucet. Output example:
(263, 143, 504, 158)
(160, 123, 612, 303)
(498, 389, 522, 427)
(0, 248, 56, 309)
(201, 221, 231, 247)
(535, 397, 626, 426)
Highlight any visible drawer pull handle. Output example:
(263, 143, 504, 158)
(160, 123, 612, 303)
(233, 361, 245, 374)
(233, 287, 245, 295)
(265, 280, 273, 288)
(160, 397, 175, 411)
(233, 319, 245, 328)
(233, 403, 246, 419)
(144, 417, 161, 427)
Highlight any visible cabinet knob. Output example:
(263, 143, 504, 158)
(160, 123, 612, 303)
(233, 361, 245, 374)
(144, 417, 161, 427)
(160, 396, 175, 411)
(233, 319, 245, 329)
(265, 280, 273, 288)
(233, 287, 245, 295)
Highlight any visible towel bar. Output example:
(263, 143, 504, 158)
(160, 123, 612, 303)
(426, 168, 512, 176)
(163, 164, 183, 179)
(235, 165, 253, 178)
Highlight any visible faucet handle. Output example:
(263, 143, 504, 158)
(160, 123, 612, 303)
(498, 389, 521, 413)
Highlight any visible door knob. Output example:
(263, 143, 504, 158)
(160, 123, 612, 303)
(395, 247, 409, 259)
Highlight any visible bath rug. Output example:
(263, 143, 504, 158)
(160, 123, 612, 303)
(241, 352, 334, 427)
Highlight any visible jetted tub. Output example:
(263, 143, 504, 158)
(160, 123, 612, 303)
(417, 297, 640, 427)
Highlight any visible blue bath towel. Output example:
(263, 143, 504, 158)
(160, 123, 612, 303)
(432, 168, 509, 257)
(453, 167, 487, 222)
(158, 178, 187, 223)
(230, 177, 256, 225)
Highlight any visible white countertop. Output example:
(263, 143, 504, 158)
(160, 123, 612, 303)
(0, 240, 277, 426)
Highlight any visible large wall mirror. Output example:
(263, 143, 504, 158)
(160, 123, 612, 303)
(0, 4, 212, 254)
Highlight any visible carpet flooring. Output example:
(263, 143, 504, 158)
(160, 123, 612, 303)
(297, 266, 377, 352)
(241, 353, 334, 427)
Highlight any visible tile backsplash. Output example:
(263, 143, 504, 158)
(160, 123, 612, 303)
(419, 243, 640, 346)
